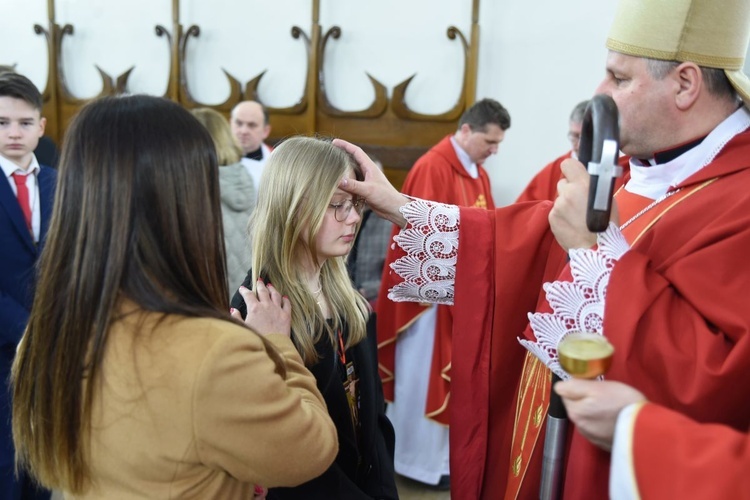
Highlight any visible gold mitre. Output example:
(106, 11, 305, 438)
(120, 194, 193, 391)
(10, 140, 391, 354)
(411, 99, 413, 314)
(606, 0, 750, 106)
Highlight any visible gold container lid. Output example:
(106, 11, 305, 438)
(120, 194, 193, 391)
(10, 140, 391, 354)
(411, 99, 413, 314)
(558, 332, 614, 379)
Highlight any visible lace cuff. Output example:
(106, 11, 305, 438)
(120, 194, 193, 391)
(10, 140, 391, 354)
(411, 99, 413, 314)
(519, 223, 631, 380)
(386, 198, 459, 305)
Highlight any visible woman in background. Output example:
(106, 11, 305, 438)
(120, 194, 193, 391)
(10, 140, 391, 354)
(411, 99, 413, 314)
(232, 136, 398, 500)
(12, 95, 337, 499)
(192, 107, 256, 298)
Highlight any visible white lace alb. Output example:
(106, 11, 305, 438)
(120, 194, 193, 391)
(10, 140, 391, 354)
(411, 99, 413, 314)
(385, 201, 632, 381)
(387, 199, 458, 305)
(385, 199, 631, 380)
(520, 224, 629, 379)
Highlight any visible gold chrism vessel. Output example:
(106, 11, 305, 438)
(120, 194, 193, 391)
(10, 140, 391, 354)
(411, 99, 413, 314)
(557, 332, 614, 379)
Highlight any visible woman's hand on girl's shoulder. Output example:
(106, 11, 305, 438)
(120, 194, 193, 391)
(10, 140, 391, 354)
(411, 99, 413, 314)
(231, 280, 292, 338)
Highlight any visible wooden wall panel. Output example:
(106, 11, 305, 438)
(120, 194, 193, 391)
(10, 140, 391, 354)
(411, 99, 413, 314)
(27, 0, 479, 186)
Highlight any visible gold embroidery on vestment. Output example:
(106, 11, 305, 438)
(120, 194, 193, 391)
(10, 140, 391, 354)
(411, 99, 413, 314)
(512, 455, 522, 477)
(507, 353, 551, 496)
(630, 178, 718, 244)
(533, 405, 544, 427)
(474, 194, 487, 209)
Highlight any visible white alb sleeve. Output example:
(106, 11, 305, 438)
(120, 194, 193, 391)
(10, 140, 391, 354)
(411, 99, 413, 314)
(609, 402, 642, 500)
(387, 198, 459, 306)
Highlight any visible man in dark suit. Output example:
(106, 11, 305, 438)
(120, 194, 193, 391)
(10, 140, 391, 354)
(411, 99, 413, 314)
(0, 72, 55, 499)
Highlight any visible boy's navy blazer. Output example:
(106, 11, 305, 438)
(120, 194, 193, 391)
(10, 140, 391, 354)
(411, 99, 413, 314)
(0, 164, 55, 341)
(0, 164, 56, 464)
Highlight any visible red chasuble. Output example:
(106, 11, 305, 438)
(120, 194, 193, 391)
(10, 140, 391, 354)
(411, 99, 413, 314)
(516, 151, 631, 203)
(447, 128, 750, 499)
(377, 135, 495, 424)
(627, 403, 750, 499)
(516, 152, 573, 203)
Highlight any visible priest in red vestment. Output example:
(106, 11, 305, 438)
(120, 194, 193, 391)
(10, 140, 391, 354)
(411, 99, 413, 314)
(336, 0, 750, 498)
(516, 99, 631, 204)
(556, 379, 750, 499)
(377, 98, 510, 486)
(516, 100, 587, 203)
(516, 151, 573, 203)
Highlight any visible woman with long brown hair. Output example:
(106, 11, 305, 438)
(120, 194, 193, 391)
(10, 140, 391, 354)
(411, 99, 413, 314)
(11, 95, 337, 498)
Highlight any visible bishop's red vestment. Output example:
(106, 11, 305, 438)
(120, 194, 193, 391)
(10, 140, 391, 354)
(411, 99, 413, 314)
(611, 402, 750, 499)
(387, 120, 750, 499)
(451, 127, 750, 499)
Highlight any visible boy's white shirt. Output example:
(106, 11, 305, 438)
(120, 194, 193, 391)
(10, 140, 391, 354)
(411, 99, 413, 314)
(0, 153, 42, 242)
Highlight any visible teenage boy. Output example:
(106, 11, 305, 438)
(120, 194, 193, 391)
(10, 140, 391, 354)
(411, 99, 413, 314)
(0, 72, 55, 500)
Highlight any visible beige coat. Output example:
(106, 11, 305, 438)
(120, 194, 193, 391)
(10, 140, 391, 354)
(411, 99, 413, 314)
(69, 308, 337, 499)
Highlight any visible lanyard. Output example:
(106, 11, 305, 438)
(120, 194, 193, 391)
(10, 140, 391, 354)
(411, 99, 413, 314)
(337, 329, 346, 365)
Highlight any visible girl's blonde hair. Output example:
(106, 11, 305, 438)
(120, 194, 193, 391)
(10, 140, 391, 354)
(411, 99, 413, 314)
(191, 107, 242, 166)
(250, 136, 369, 364)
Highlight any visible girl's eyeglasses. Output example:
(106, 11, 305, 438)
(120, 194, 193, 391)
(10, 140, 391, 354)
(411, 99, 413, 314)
(329, 198, 365, 222)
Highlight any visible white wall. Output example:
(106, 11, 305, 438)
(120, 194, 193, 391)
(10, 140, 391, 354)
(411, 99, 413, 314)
(0, 0, 48, 86)
(1, 0, 747, 205)
(477, 0, 617, 204)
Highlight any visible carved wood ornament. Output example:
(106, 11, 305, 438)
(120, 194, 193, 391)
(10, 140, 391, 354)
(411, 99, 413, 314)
(26, 0, 481, 187)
